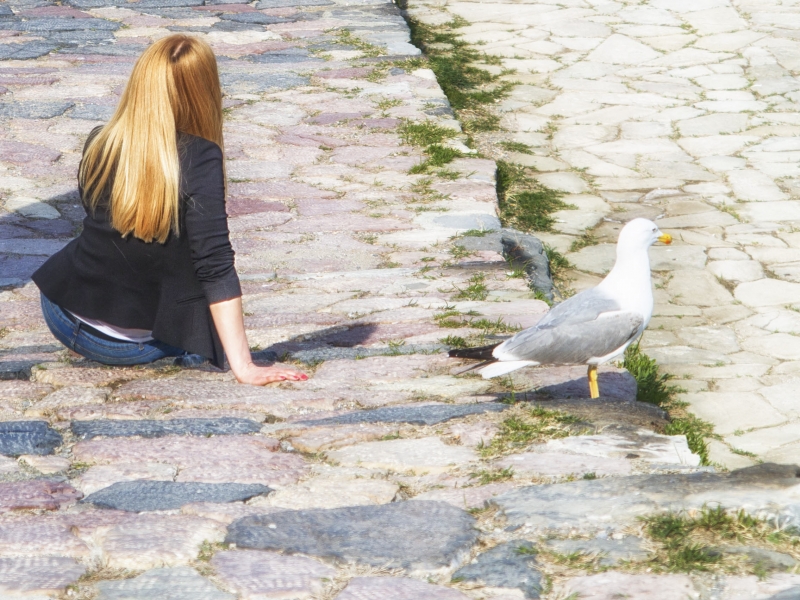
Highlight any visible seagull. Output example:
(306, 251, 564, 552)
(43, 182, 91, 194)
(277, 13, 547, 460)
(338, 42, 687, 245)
(449, 218, 672, 399)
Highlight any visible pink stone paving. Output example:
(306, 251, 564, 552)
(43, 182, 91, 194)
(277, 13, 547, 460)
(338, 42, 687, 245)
(212, 550, 334, 599)
(0, 556, 85, 595)
(412, 482, 516, 510)
(0, 481, 81, 512)
(72, 436, 306, 485)
(0, 0, 785, 594)
(559, 573, 698, 600)
(96, 515, 226, 570)
(335, 577, 471, 600)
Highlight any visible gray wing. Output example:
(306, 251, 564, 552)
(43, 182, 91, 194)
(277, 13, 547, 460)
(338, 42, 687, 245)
(535, 288, 621, 329)
(493, 286, 640, 363)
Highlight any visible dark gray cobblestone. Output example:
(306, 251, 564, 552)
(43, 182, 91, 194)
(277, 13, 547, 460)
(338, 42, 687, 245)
(296, 401, 507, 427)
(71, 418, 262, 439)
(0, 421, 62, 456)
(82, 481, 273, 512)
(226, 501, 478, 573)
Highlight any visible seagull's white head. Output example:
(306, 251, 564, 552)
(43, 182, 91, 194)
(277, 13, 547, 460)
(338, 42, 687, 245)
(617, 218, 671, 251)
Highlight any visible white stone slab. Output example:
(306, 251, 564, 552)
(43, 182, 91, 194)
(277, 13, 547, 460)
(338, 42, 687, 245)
(327, 437, 477, 474)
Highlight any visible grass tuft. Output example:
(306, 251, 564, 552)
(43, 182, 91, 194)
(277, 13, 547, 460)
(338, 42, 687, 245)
(400, 121, 457, 147)
(479, 405, 580, 457)
(623, 343, 713, 465)
(334, 29, 385, 57)
(454, 273, 489, 301)
(569, 233, 599, 253)
(496, 161, 570, 232)
(500, 140, 534, 154)
(623, 342, 678, 408)
(640, 506, 797, 574)
(469, 467, 514, 485)
(440, 334, 467, 348)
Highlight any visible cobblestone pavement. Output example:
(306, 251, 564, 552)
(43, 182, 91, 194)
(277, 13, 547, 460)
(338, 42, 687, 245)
(406, 0, 800, 471)
(0, 0, 800, 597)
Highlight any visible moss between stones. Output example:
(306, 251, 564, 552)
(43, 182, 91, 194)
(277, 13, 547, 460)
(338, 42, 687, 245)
(396, 6, 568, 233)
(623, 343, 715, 466)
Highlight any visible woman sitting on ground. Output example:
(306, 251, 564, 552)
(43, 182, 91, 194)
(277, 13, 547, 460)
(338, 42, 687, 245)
(33, 35, 307, 385)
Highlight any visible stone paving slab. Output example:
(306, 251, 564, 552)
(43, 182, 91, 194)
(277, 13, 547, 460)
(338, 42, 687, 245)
(226, 501, 477, 575)
(96, 566, 233, 600)
(0, 0, 792, 593)
(495, 463, 800, 534)
(0, 480, 81, 512)
(74, 463, 178, 495)
(96, 514, 227, 570)
(295, 402, 508, 427)
(72, 435, 307, 485)
(327, 437, 477, 474)
(211, 549, 334, 599)
(404, 0, 800, 471)
(335, 577, 471, 600)
(82, 481, 273, 512)
(0, 421, 61, 456)
(453, 541, 542, 599)
(545, 537, 650, 567)
(0, 555, 86, 596)
(71, 417, 263, 439)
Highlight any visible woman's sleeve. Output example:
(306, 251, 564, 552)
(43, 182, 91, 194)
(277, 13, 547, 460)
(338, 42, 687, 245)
(182, 138, 242, 304)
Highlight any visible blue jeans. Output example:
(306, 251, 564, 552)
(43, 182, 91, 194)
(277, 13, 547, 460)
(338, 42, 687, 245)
(40, 293, 188, 366)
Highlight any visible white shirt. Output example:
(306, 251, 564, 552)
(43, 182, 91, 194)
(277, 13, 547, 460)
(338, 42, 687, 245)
(68, 311, 154, 343)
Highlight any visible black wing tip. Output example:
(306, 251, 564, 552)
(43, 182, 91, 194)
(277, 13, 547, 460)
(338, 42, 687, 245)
(447, 343, 500, 360)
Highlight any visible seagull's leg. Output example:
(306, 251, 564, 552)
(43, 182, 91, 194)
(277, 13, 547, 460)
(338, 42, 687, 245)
(588, 365, 599, 399)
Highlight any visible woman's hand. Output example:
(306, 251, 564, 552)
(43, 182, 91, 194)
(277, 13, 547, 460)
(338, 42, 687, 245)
(233, 362, 308, 385)
(209, 297, 308, 386)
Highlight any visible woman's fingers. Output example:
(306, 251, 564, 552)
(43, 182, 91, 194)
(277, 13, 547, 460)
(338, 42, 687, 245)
(236, 364, 308, 385)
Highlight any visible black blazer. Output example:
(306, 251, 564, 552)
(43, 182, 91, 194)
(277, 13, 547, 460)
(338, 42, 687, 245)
(33, 129, 241, 368)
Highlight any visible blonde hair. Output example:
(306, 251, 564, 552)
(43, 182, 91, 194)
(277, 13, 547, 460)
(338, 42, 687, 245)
(80, 35, 224, 243)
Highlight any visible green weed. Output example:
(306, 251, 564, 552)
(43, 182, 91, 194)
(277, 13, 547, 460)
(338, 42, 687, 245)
(455, 273, 489, 301)
(469, 317, 520, 335)
(440, 335, 467, 348)
(666, 543, 721, 572)
(544, 244, 572, 282)
(496, 161, 570, 232)
(623, 343, 678, 408)
(569, 233, 599, 253)
(640, 506, 795, 574)
(461, 228, 494, 237)
(400, 121, 457, 147)
(469, 467, 514, 485)
(449, 244, 474, 260)
(480, 406, 580, 457)
(334, 29, 384, 57)
(500, 140, 534, 154)
(623, 343, 712, 464)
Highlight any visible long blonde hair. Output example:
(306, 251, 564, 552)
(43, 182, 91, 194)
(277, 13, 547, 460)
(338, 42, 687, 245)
(80, 35, 224, 243)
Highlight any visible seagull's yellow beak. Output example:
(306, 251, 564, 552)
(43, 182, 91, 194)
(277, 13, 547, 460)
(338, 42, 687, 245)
(658, 233, 672, 245)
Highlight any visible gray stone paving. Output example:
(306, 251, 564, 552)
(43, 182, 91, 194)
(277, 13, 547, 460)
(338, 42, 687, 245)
(0, 0, 799, 595)
(453, 541, 543, 599)
(405, 0, 800, 471)
(295, 401, 508, 426)
(71, 417, 263, 439)
(545, 537, 649, 567)
(96, 567, 234, 600)
(0, 421, 61, 456)
(82, 481, 273, 512)
(495, 463, 800, 534)
(226, 501, 478, 574)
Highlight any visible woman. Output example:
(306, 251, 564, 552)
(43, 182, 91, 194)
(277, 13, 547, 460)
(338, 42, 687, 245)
(32, 35, 307, 385)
